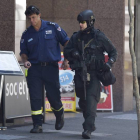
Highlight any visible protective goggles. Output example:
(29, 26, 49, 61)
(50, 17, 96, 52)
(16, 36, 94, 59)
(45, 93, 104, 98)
(79, 21, 86, 24)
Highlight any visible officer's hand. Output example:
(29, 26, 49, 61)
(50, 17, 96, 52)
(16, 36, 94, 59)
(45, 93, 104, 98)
(24, 61, 31, 68)
(61, 59, 69, 70)
(72, 50, 80, 60)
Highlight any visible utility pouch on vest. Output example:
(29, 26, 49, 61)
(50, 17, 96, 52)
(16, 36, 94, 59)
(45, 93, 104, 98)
(97, 70, 116, 86)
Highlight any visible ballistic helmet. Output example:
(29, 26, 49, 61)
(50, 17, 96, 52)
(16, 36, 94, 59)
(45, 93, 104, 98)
(77, 10, 95, 28)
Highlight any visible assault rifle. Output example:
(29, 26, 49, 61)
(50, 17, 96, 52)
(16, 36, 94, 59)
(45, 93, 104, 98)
(81, 40, 87, 100)
(68, 41, 87, 100)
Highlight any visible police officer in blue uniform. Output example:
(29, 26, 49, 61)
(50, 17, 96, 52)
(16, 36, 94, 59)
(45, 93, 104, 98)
(64, 10, 117, 139)
(20, 5, 69, 133)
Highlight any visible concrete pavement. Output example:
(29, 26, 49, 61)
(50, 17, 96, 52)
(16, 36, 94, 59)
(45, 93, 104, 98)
(0, 109, 138, 140)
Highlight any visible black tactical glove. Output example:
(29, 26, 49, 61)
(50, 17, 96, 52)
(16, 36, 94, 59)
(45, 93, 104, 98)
(102, 58, 114, 71)
(72, 50, 80, 60)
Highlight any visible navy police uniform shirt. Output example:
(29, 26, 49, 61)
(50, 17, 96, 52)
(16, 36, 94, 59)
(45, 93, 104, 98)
(20, 20, 69, 63)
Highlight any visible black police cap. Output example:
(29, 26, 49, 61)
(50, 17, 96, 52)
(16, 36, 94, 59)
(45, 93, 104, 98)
(25, 5, 40, 16)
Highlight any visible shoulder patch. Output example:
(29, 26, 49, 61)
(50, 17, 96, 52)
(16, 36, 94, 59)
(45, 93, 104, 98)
(57, 26, 61, 31)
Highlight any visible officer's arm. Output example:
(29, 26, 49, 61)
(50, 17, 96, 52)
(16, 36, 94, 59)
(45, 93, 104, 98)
(20, 32, 31, 68)
(63, 40, 69, 58)
(53, 23, 70, 69)
(21, 54, 28, 63)
(21, 54, 31, 68)
(53, 23, 70, 59)
(63, 40, 69, 62)
(63, 35, 76, 61)
(61, 40, 69, 70)
(98, 32, 118, 64)
(54, 23, 69, 46)
(64, 40, 69, 47)
(20, 32, 28, 57)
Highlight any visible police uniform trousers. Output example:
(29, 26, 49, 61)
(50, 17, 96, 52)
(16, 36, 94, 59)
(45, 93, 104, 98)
(76, 70, 101, 131)
(26, 63, 63, 126)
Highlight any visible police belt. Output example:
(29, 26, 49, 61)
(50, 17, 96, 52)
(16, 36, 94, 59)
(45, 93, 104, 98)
(32, 62, 58, 66)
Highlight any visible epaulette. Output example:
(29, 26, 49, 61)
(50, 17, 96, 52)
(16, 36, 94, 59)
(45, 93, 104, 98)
(47, 22, 56, 25)
(47, 22, 62, 31)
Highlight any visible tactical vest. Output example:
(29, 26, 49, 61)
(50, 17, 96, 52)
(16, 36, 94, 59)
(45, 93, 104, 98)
(72, 29, 105, 71)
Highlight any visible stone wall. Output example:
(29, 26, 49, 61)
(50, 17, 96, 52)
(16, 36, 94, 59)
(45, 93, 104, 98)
(0, 0, 15, 52)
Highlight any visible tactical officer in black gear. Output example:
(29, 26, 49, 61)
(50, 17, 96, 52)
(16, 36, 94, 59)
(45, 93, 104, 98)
(64, 10, 117, 139)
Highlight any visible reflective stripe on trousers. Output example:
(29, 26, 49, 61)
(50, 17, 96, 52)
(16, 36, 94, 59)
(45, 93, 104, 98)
(51, 106, 63, 112)
(31, 110, 42, 115)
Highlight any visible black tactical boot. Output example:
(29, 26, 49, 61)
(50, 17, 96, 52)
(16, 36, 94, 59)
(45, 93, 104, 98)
(30, 125, 43, 133)
(82, 130, 92, 139)
(55, 113, 64, 130)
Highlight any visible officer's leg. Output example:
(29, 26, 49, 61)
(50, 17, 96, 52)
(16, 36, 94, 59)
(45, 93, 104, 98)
(43, 64, 64, 130)
(83, 96, 98, 130)
(74, 72, 87, 119)
(82, 72, 101, 133)
(78, 99, 86, 119)
(27, 65, 43, 132)
(78, 88, 98, 131)
(45, 82, 63, 117)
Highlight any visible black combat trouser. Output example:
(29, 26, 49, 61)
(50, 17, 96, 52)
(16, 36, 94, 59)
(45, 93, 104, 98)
(26, 63, 63, 126)
(74, 70, 101, 131)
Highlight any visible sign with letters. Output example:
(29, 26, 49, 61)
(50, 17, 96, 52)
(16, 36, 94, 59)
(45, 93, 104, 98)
(4, 66, 31, 119)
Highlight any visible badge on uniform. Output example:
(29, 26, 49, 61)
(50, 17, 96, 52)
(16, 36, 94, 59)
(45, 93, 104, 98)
(57, 27, 61, 31)
(28, 38, 33, 42)
(20, 39, 24, 43)
(46, 30, 52, 34)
